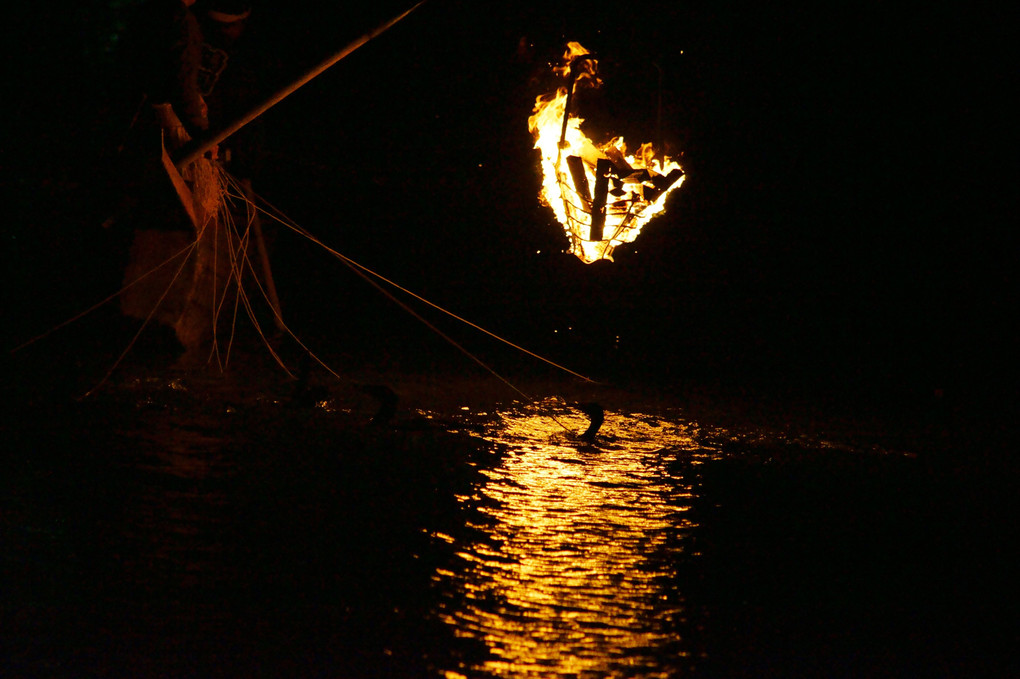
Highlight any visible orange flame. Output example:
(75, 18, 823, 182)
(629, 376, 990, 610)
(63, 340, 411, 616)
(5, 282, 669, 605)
(529, 42, 685, 263)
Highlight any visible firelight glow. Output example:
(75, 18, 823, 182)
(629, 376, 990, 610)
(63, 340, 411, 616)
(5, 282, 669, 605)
(529, 42, 685, 264)
(434, 398, 708, 677)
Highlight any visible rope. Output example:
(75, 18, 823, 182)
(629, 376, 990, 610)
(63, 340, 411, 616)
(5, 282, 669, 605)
(213, 177, 295, 377)
(9, 241, 196, 354)
(218, 179, 341, 382)
(80, 228, 205, 399)
(252, 192, 595, 383)
(250, 193, 600, 386)
(244, 189, 596, 432)
(215, 194, 249, 368)
(12, 164, 599, 436)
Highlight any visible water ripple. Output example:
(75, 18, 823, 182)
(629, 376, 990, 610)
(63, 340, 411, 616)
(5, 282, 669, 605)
(434, 398, 709, 678)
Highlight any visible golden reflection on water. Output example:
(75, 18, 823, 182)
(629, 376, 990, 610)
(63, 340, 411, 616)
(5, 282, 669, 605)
(438, 398, 716, 678)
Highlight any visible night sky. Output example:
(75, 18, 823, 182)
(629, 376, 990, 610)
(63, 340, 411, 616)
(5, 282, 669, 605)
(5, 1, 1014, 411)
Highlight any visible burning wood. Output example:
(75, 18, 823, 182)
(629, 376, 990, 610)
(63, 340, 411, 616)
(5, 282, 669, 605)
(528, 42, 685, 263)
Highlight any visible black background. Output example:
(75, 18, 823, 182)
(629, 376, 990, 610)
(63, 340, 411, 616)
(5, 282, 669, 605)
(4, 0, 1014, 412)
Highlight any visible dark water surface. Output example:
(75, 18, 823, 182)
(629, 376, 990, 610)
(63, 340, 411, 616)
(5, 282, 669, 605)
(3, 372, 1015, 678)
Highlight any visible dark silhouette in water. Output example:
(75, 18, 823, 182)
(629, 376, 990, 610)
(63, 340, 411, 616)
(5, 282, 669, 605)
(577, 402, 604, 443)
(356, 384, 400, 425)
(289, 354, 330, 408)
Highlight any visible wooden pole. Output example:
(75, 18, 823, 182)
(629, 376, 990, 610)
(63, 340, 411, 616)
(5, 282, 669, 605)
(589, 158, 612, 242)
(557, 55, 596, 148)
(175, 1, 427, 170)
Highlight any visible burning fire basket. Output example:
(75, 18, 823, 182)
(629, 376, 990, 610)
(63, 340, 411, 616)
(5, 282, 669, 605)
(530, 43, 685, 263)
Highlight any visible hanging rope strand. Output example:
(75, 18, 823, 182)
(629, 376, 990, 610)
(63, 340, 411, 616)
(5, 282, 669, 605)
(219, 198, 293, 375)
(218, 181, 341, 381)
(10, 240, 197, 354)
(244, 193, 534, 400)
(247, 191, 600, 386)
(242, 190, 590, 433)
(80, 232, 205, 399)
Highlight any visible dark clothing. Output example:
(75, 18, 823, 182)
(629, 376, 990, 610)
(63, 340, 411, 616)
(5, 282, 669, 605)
(124, 0, 208, 138)
(197, 14, 268, 178)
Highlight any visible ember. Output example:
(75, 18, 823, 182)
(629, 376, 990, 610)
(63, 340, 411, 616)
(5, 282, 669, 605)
(529, 42, 685, 263)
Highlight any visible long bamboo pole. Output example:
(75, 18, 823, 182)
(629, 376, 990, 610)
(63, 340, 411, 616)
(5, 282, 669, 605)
(175, 1, 427, 170)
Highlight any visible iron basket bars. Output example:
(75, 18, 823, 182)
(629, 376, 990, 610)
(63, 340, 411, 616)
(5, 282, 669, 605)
(555, 55, 684, 247)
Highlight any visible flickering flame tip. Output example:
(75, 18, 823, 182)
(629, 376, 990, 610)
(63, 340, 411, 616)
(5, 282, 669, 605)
(528, 42, 685, 263)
